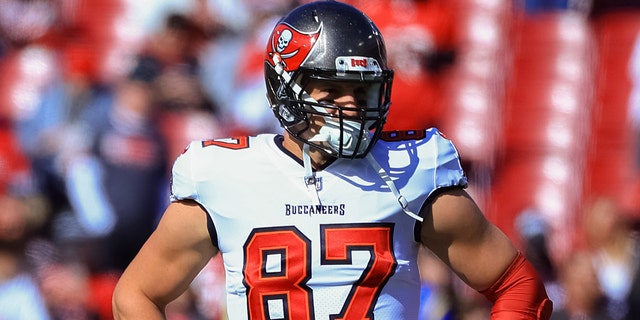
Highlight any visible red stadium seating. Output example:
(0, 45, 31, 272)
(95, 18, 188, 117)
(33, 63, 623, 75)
(488, 154, 581, 259)
(489, 11, 594, 257)
(585, 10, 640, 217)
(438, 0, 515, 210)
(439, 0, 513, 168)
(502, 12, 594, 158)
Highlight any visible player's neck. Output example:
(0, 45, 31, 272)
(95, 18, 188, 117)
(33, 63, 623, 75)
(282, 132, 333, 169)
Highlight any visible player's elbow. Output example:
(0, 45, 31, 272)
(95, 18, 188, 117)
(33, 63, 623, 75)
(112, 281, 133, 319)
(112, 279, 164, 319)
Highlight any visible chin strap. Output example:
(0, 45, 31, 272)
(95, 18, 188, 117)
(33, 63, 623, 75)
(303, 144, 322, 205)
(366, 153, 424, 222)
(273, 55, 304, 96)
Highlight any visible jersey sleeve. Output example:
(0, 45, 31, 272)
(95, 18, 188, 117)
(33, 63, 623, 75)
(429, 129, 468, 193)
(169, 141, 200, 202)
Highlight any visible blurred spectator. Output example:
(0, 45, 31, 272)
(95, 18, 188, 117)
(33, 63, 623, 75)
(342, 0, 457, 131)
(581, 196, 640, 320)
(13, 47, 113, 239)
(133, 12, 225, 159)
(551, 250, 613, 320)
(515, 209, 559, 284)
(3, 0, 123, 240)
(200, 0, 298, 136)
(157, 103, 224, 162)
(38, 260, 100, 320)
(0, 119, 38, 202)
(514, 209, 564, 312)
(198, 0, 253, 114)
(135, 12, 204, 83)
(24, 236, 116, 320)
(0, 1, 224, 319)
(131, 13, 206, 119)
(418, 246, 457, 320)
(0, 193, 51, 320)
(154, 63, 225, 161)
(0, 124, 53, 318)
(0, 0, 57, 50)
(62, 63, 169, 274)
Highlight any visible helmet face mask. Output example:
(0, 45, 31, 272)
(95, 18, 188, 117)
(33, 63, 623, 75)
(264, 1, 394, 159)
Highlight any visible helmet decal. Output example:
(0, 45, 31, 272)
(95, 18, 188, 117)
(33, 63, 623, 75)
(268, 22, 321, 71)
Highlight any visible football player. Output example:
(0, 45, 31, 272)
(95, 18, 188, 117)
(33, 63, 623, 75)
(113, 1, 552, 319)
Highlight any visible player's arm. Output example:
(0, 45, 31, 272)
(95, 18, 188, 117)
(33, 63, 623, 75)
(112, 200, 218, 319)
(419, 188, 552, 320)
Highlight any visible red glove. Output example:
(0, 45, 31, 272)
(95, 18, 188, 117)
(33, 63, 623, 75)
(480, 251, 553, 320)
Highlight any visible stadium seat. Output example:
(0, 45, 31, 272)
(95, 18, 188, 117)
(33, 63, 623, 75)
(440, 73, 501, 167)
(585, 10, 640, 218)
(488, 154, 581, 258)
(503, 79, 590, 156)
(439, 0, 513, 168)
(488, 11, 594, 256)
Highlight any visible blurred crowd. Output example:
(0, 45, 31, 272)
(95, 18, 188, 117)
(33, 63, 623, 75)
(1, 0, 640, 320)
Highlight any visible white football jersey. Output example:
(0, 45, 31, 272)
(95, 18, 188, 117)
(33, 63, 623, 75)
(170, 128, 467, 320)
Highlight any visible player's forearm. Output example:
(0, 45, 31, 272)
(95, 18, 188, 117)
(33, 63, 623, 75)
(480, 251, 553, 320)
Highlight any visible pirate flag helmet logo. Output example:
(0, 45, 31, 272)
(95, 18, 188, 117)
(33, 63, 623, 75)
(267, 22, 321, 71)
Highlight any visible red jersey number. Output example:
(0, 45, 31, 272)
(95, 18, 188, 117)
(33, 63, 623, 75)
(202, 136, 250, 149)
(242, 224, 396, 320)
(320, 224, 397, 320)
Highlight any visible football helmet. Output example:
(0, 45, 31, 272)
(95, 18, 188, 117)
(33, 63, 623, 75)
(264, 0, 394, 158)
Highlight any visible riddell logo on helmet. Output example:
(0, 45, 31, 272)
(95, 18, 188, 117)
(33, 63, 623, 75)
(351, 58, 368, 68)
